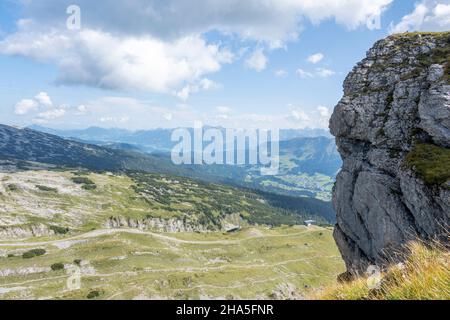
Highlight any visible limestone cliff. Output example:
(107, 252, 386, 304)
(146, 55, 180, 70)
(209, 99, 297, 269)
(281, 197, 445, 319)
(330, 32, 450, 275)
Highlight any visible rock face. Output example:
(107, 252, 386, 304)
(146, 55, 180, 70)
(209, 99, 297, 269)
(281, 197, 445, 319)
(0, 224, 54, 240)
(105, 213, 243, 233)
(330, 32, 450, 275)
(105, 216, 211, 233)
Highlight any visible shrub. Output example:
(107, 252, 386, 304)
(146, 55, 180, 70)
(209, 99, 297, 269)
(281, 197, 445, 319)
(22, 249, 46, 259)
(87, 290, 102, 299)
(51, 263, 65, 271)
(71, 176, 97, 191)
(74, 259, 82, 266)
(6, 184, 18, 192)
(22, 252, 35, 259)
(49, 225, 70, 235)
(82, 184, 97, 191)
(72, 171, 88, 176)
(36, 185, 58, 193)
(71, 177, 95, 185)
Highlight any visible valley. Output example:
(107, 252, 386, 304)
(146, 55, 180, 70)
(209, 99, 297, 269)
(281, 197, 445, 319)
(0, 162, 334, 239)
(26, 125, 341, 201)
(0, 225, 344, 300)
(0, 159, 342, 300)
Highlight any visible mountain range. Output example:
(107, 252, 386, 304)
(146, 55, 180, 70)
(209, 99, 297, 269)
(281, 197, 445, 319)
(28, 125, 332, 153)
(27, 125, 342, 200)
(0, 124, 336, 224)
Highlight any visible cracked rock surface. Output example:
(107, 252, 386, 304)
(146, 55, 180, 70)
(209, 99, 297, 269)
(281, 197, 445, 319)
(330, 32, 450, 275)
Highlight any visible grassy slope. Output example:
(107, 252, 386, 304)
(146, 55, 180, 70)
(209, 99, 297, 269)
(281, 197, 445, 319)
(0, 226, 345, 300)
(0, 168, 345, 299)
(316, 242, 450, 300)
(0, 169, 335, 237)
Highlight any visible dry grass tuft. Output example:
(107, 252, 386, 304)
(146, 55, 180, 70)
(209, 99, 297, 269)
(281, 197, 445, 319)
(315, 240, 450, 300)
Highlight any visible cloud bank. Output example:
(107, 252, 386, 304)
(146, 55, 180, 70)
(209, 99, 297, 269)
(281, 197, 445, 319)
(389, 0, 450, 33)
(1, 0, 393, 97)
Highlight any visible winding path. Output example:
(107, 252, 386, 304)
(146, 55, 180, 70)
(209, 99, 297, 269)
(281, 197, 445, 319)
(0, 228, 311, 247)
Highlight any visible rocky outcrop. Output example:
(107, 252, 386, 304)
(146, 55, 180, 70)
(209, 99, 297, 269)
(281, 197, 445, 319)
(0, 224, 54, 240)
(106, 213, 243, 233)
(106, 216, 211, 233)
(0, 267, 51, 277)
(330, 32, 450, 275)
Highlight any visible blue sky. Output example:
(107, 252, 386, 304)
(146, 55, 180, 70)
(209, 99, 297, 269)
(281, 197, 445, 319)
(0, 0, 449, 130)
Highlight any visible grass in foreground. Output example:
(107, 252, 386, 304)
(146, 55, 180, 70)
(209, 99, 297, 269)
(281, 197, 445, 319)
(317, 241, 450, 300)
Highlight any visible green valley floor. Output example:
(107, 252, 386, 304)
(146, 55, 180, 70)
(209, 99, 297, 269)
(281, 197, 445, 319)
(0, 226, 344, 300)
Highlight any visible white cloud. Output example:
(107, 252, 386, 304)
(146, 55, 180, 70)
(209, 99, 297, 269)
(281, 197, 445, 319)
(34, 92, 52, 107)
(315, 68, 336, 78)
(1, 0, 393, 97)
(283, 105, 332, 129)
(295, 0, 393, 30)
(279, 106, 328, 129)
(307, 53, 324, 64)
(100, 116, 130, 124)
(213, 106, 232, 120)
(296, 68, 314, 79)
(14, 93, 332, 129)
(14, 91, 55, 115)
(296, 68, 336, 79)
(16, 0, 393, 47)
(317, 105, 332, 128)
(216, 106, 232, 114)
(317, 106, 331, 117)
(290, 109, 311, 122)
(14, 92, 71, 123)
(14, 99, 38, 115)
(0, 27, 231, 98)
(37, 108, 66, 120)
(77, 96, 204, 129)
(76, 105, 87, 115)
(316, 106, 331, 128)
(245, 49, 268, 72)
(175, 78, 219, 100)
(274, 69, 288, 77)
(389, 0, 450, 33)
(434, 3, 450, 25)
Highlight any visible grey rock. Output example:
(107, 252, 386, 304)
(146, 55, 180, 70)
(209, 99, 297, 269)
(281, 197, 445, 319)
(105, 216, 211, 233)
(0, 224, 54, 240)
(0, 267, 51, 277)
(105, 212, 244, 233)
(419, 83, 450, 147)
(330, 33, 450, 275)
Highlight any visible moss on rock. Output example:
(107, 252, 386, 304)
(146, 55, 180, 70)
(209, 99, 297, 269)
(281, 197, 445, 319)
(405, 143, 450, 186)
